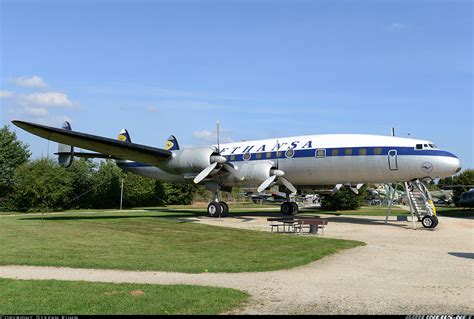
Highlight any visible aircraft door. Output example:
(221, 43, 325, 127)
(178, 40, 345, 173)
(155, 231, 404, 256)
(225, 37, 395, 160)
(388, 150, 398, 170)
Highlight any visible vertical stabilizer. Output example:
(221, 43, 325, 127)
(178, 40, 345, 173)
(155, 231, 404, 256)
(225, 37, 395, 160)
(165, 135, 180, 150)
(118, 129, 132, 143)
(58, 121, 74, 168)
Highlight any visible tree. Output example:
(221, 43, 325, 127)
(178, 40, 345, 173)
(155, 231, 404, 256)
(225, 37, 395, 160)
(122, 173, 166, 208)
(321, 186, 368, 211)
(0, 125, 31, 198)
(162, 182, 197, 205)
(11, 158, 72, 212)
(90, 160, 123, 209)
(65, 158, 97, 209)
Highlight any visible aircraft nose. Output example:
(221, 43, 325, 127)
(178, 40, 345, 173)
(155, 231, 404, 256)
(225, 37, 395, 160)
(444, 154, 462, 176)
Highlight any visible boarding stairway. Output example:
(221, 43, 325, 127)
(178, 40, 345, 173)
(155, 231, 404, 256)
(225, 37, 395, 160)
(385, 179, 438, 229)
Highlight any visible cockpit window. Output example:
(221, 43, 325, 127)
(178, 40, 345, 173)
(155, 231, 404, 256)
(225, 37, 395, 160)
(429, 144, 434, 148)
(416, 144, 423, 150)
(423, 144, 428, 148)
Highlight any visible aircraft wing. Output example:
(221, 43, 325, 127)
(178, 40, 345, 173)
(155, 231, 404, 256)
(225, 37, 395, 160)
(12, 120, 172, 166)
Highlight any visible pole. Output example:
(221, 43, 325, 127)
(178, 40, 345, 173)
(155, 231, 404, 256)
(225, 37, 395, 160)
(120, 178, 124, 210)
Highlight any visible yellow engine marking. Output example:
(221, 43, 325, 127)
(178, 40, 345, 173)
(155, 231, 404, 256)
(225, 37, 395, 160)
(165, 141, 174, 150)
(118, 135, 127, 142)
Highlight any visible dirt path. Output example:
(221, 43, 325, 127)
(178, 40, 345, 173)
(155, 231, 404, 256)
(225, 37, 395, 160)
(1, 215, 473, 314)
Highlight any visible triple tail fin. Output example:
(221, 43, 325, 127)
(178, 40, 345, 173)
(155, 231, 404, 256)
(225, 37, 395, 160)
(165, 135, 179, 151)
(118, 129, 132, 143)
(58, 121, 74, 168)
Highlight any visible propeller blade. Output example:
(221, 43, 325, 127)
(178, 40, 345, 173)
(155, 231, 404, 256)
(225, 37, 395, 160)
(223, 163, 243, 180)
(280, 177, 297, 194)
(193, 162, 218, 184)
(350, 188, 359, 195)
(257, 175, 277, 193)
(332, 184, 343, 193)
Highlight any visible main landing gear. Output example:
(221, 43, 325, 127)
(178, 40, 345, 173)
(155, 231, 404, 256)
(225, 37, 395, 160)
(207, 201, 229, 218)
(280, 202, 299, 216)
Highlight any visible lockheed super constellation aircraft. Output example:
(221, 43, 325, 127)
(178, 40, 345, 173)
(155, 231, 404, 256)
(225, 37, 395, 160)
(12, 120, 461, 229)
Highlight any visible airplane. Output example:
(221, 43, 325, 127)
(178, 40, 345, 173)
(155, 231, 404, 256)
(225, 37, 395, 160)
(12, 120, 462, 229)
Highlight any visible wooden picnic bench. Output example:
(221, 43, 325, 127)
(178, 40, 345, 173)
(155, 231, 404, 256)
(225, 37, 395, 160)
(267, 217, 328, 235)
(293, 218, 328, 235)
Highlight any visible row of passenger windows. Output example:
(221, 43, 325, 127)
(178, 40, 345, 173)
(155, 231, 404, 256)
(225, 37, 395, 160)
(227, 148, 384, 161)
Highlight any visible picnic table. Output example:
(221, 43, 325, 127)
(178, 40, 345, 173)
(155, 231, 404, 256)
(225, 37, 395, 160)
(267, 217, 328, 235)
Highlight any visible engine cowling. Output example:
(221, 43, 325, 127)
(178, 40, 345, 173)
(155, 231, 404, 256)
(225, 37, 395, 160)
(163, 146, 217, 174)
(238, 161, 275, 183)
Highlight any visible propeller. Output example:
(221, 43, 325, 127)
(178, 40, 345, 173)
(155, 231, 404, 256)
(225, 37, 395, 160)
(193, 121, 242, 184)
(257, 140, 297, 194)
(350, 183, 364, 194)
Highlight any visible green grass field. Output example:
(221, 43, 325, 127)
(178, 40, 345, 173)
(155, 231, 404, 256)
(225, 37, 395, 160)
(0, 209, 363, 273)
(0, 278, 248, 315)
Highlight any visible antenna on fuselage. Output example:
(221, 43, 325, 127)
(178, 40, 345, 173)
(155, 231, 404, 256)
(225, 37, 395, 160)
(216, 120, 220, 153)
(391, 127, 395, 137)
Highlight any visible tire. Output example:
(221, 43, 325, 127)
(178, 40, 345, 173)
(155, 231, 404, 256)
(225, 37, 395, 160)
(281, 202, 294, 215)
(431, 215, 439, 228)
(421, 215, 437, 229)
(208, 202, 223, 218)
(290, 202, 299, 215)
(220, 202, 229, 217)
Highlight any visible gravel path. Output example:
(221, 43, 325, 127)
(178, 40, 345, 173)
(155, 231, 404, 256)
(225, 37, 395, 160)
(1, 214, 473, 315)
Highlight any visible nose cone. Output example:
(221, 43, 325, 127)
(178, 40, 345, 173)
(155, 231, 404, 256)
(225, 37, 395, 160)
(442, 154, 462, 177)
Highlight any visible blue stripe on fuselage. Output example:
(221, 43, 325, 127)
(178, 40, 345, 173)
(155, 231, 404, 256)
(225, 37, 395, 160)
(115, 147, 457, 168)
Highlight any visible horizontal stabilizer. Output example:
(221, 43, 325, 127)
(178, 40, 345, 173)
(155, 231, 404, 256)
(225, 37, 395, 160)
(13, 120, 172, 166)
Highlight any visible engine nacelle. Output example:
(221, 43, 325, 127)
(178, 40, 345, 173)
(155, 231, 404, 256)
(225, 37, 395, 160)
(239, 161, 275, 183)
(163, 146, 217, 174)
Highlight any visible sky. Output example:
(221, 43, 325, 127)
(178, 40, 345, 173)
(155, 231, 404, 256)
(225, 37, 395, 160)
(1, 0, 472, 168)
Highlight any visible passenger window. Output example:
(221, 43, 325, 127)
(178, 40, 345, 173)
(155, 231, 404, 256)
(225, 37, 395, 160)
(345, 148, 352, 156)
(359, 148, 367, 155)
(256, 153, 262, 159)
(243, 152, 251, 161)
(374, 148, 382, 155)
(285, 149, 295, 158)
(230, 155, 236, 161)
(315, 149, 326, 158)
(266, 152, 272, 159)
(331, 149, 339, 156)
(276, 151, 282, 158)
(416, 144, 423, 150)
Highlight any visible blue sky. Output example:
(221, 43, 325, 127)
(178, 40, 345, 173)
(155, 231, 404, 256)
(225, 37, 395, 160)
(1, 0, 472, 168)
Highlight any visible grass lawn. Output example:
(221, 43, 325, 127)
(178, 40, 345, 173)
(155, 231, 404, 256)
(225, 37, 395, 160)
(0, 278, 248, 315)
(435, 206, 474, 218)
(0, 209, 363, 273)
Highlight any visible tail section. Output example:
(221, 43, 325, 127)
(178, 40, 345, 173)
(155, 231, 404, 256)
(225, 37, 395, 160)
(165, 135, 179, 151)
(58, 121, 74, 168)
(118, 129, 132, 143)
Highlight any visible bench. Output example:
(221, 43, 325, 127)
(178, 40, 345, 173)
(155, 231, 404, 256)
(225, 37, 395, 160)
(293, 218, 328, 235)
(267, 217, 328, 235)
(267, 217, 295, 233)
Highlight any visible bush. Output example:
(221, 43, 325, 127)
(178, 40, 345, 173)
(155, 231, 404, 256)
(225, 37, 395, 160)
(11, 158, 72, 212)
(321, 186, 367, 211)
(122, 173, 166, 208)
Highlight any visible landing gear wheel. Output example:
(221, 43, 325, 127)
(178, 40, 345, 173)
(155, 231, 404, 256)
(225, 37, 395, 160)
(208, 202, 223, 218)
(290, 202, 299, 215)
(220, 202, 229, 217)
(281, 202, 294, 216)
(422, 215, 438, 229)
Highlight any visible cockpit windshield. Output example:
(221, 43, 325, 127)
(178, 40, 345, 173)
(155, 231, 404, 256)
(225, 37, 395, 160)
(415, 143, 438, 150)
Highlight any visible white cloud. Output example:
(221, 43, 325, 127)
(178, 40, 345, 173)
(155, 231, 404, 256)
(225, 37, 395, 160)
(386, 23, 408, 32)
(23, 107, 49, 117)
(21, 92, 73, 108)
(147, 105, 158, 113)
(193, 129, 234, 144)
(193, 129, 215, 142)
(13, 75, 48, 89)
(0, 90, 13, 98)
